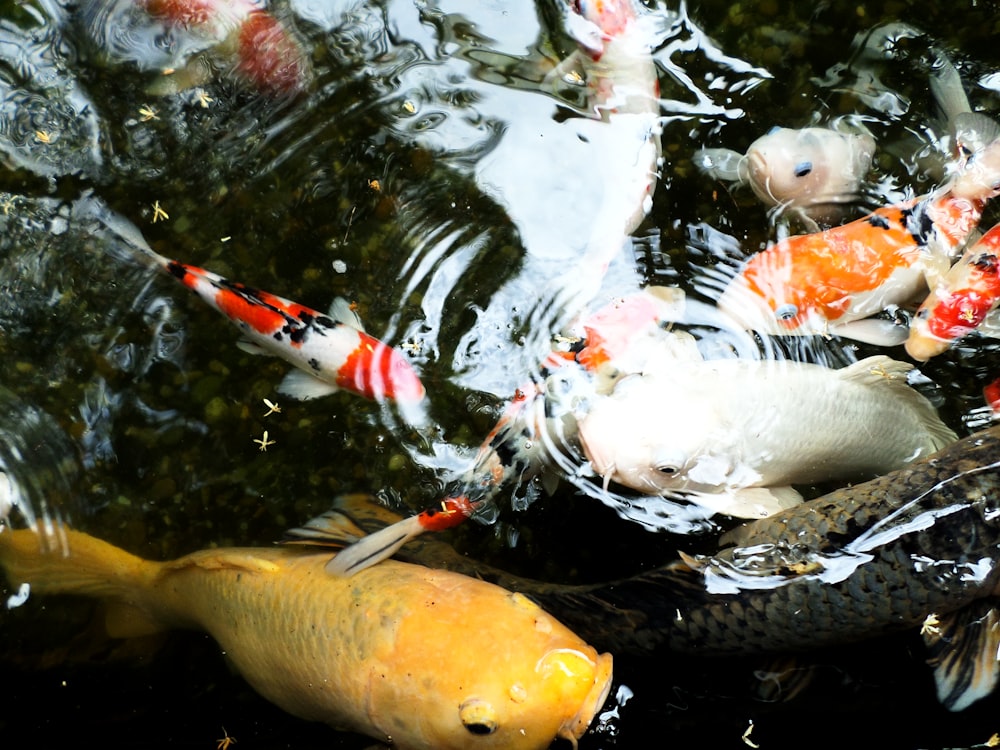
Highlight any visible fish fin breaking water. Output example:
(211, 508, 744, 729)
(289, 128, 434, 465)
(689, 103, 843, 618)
(923, 600, 1000, 712)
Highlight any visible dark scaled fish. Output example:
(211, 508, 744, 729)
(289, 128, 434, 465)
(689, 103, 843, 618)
(301, 425, 1000, 712)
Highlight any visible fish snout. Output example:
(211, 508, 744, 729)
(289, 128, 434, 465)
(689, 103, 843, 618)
(537, 649, 614, 744)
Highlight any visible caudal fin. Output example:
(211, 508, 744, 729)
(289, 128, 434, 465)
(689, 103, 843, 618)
(0, 525, 163, 638)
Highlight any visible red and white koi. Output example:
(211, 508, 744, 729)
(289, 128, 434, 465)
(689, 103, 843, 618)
(325, 286, 689, 576)
(162, 258, 425, 403)
(141, 0, 310, 95)
(717, 137, 1000, 346)
(905, 223, 1000, 361)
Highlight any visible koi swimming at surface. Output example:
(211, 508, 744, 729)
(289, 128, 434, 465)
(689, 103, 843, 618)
(0, 513, 612, 749)
(905, 221, 1000, 360)
(716, 134, 1000, 345)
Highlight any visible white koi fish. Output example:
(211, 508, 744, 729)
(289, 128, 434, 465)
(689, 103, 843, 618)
(578, 355, 957, 519)
(325, 286, 691, 576)
(697, 125, 876, 224)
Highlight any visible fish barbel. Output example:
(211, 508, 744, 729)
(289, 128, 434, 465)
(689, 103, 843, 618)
(577, 355, 957, 518)
(315, 425, 1000, 711)
(0, 521, 612, 749)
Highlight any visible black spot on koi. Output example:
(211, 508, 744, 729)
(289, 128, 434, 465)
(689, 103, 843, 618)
(866, 213, 892, 231)
(972, 252, 999, 274)
(901, 202, 935, 247)
(166, 261, 189, 280)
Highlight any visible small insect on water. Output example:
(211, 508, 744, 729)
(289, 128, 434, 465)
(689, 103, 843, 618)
(216, 728, 237, 750)
(262, 398, 281, 417)
(151, 200, 169, 223)
(253, 431, 275, 452)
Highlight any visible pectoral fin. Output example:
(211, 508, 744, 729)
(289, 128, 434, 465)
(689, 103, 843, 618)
(277, 369, 340, 400)
(828, 318, 909, 346)
(328, 297, 365, 330)
(236, 339, 269, 356)
(923, 600, 1000, 711)
(323, 515, 427, 577)
(686, 486, 803, 520)
(283, 495, 404, 548)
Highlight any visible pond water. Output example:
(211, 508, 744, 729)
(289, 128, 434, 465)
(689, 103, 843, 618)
(1, 0, 999, 747)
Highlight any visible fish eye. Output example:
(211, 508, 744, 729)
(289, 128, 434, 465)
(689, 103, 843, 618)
(656, 464, 679, 475)
(774, 303, 798, 321)
(793, 161, 813, 177)
(459, 699, 498, 736)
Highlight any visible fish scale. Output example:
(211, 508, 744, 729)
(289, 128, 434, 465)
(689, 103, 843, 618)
(537, 429, 1000, 656)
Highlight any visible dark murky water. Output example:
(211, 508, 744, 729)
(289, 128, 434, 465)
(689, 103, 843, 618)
(1, 0, 999, 747)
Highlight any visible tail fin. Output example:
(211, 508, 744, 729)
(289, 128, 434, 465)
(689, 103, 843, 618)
(0, 526, 164, 638)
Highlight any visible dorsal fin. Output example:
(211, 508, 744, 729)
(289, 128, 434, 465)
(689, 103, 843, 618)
(282, 494, 394, 549)
(328, 297, 365, 330)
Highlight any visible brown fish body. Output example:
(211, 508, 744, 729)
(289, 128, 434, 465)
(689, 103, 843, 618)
(0, 529, 612, 749)
(534, 425, 1000, 655)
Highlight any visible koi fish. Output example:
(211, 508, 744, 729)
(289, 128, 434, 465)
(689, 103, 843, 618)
(335, 426, 1000, 712)
(0, 515, 612, 748)
(78, 198, 420, 403)
(697, 126, 876, 225)
(716, 137, 1000, 345)
(163, 259, 425, 402)
(577, 355, 957, 518)
(140, 0, 311, 95)
(905, 222, 1000, 360)
(325, 286, 690, 576)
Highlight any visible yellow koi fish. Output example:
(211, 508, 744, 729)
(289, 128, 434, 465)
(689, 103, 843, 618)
(0, 521, 612, 749)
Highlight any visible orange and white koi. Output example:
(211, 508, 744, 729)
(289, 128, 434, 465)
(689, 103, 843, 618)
(325, 286, 689, 576)
(717, 138, 1000, 345)
(141, 0, 310, 95)
(905, 223, 1000, 360)
(162, 259, 425, 403)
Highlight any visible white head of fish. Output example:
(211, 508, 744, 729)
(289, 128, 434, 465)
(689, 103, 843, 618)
(578, 372, 764, 496)
(745, 126, 875, 212)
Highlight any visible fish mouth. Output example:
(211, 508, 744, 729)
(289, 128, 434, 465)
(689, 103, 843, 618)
(557, 651, 614, 747)
(904, 331, 952, 362)
(576, 424, 615, 491)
